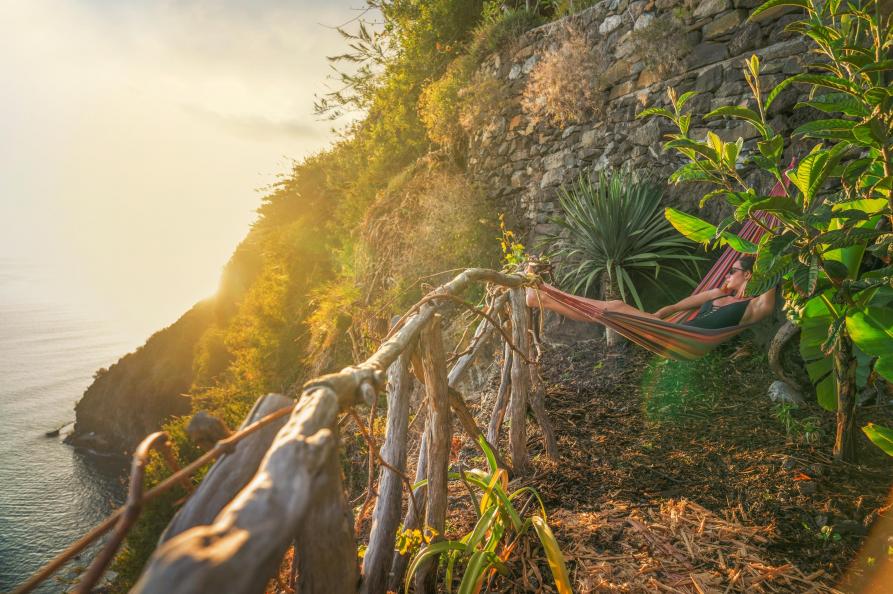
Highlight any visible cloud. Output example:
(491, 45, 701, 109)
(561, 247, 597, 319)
(181, 104, 328, 141)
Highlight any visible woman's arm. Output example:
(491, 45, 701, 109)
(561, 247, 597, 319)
(744, 286, 777, 323)
(654, 288, 724, 318)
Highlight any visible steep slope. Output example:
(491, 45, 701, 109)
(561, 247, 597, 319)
(67, 300, 215, 452)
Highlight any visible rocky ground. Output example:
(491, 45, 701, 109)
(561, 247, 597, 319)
(473, 338, 893, 592)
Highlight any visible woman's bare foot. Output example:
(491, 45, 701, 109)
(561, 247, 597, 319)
(526, 285, 543, 308)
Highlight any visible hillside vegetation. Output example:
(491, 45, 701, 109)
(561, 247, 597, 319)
(54, 0, 893, 590)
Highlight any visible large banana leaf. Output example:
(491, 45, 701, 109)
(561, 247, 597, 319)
(847, 301, 893, 383)
(799, 293, 838, 411)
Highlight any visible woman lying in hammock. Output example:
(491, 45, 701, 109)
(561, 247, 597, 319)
(526, 256, 776, 330)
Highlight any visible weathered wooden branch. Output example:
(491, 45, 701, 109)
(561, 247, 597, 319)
(415, 316, 451, 594)
(293, 420, 356, 593)
(527, 309, 559, 461)
(488, 339, 513, 446)
(388, 422, 428, 593)
(446, 293, 505, 387)
(132, 386, 354, 594)
(509, 288, 530, 474)
(361, 349, 413, 594)
(160, 393, 293, 544)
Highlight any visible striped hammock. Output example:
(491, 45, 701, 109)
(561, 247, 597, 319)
(536, 179, 788, 361)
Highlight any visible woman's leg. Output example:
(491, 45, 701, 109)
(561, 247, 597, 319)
(526, 284, 664, 322)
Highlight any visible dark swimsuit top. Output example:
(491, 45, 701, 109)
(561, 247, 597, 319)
(684, 298, 751, 330)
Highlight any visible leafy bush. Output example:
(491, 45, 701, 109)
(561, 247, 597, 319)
(540, 169, 703, 308)
(420, 7, 540, 151)
(467, 6, 545, 63)
(640, 0, 893, 461)
(521, 24, 606, 126)
(404, 438, 571, 593)
(361, 159, 500, 309)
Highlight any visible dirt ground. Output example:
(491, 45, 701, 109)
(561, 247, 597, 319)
(470, 338, 893, 593)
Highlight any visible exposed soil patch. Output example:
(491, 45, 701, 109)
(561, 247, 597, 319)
(485, 338, 893, 592)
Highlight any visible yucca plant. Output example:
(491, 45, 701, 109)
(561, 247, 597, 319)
(404, 437, 571, 594)
(541, 169, 704, 310)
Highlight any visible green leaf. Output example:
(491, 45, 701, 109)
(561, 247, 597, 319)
(795, 93, 868, 117)
(791, 257, 819, 297)
(815, 373, 836, 411)
(757, 135, 784, 162)
(669, 161, 718, 184)
(676, 91, 698, 112)
(858, 60, 893, 74)
(705, 106, 768, 138)
(766, 77, 797, 111)
(799, 294, 838, 411)
(477, 435, 498, 474)
(862, 424, 893, 457)
(637, 106, 674, 120)
(852, 117, 889, 146)
(749, 0, 811, 21)
(405, 541, 467, 594)
(531, 516, 573, 594)
(793, 118, 857, 140)
(664, 138, 718, 163)
(790, 73, 862, 97)
(821, 258, 849, 281)
(697, 188, 730, 207)
(749, 195, 803, 216)
(864, 86, 892, 106)
(664, 208, 717, 244)
(788, 150, 827, 206)
(664, 208, 757, 253)
(846, 307, 893, 382)
(456, 551, 489, 594)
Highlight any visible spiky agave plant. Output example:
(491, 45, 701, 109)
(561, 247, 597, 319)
(541, 169, 703, 309)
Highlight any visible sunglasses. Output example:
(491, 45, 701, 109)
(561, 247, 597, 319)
(729, 266, 745, 274)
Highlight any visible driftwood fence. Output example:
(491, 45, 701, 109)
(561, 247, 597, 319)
(14, 268, 558, 594)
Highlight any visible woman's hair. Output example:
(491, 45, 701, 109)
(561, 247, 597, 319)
(738, 255, 755, 272)
(732, 255, 756, 297)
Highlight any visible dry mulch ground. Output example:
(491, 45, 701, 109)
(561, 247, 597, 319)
(485, 338, 893, 593)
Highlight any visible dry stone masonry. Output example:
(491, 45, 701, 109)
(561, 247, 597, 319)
(466, 0, 816, 242)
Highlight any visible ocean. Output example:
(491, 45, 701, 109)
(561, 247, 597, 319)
(0, 260, 138, 592)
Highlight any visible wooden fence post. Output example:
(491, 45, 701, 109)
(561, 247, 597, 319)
(414, 315, 451, 594)
(132, 386, 356, 594)
(509, 288, 530, 474)
(527, 309, 559, 460)
(388, 422, 428, 593)
(293, 418, 356, 593)
(487, 339, 512, 446)
(361, 347, 413, 594)
(160, 393, 292, 543)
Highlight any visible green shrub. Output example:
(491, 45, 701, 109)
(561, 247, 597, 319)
(540, 169, 703, 308)
(404, 438, 571, 593)
(467, 7, 545, 63)
(420, 8, 541, 151)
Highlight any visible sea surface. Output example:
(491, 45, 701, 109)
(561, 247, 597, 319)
(0, 260, 138, 592)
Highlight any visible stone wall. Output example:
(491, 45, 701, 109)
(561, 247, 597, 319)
(466, 0, 814, 242)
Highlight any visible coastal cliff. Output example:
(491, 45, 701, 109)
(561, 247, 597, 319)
(67, 300, 215, 452)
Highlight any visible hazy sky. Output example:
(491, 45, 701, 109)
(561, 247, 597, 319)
(1, 0, 360, 339)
